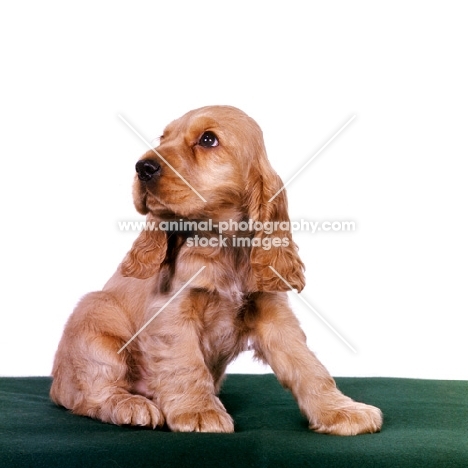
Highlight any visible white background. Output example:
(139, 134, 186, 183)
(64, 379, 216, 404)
(1, 1, 467, 379)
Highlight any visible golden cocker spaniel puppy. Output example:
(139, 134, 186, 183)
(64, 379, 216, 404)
(50, 105, 382, 435)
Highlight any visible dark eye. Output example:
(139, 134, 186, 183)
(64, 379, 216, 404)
(199, 131, 219, 147)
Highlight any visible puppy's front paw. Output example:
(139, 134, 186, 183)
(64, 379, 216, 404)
(311, 399, 383, 436)
(105, 394, 164, 428)
(168, 409, 234, 433)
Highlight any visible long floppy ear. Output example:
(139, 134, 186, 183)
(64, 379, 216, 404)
(247, 151, 306, 293)
(120, 217, 167, 279)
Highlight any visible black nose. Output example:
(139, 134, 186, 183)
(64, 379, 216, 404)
(135, 159, 161, 182)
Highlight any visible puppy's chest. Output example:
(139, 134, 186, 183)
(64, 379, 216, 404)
(197, 293, 249, 360)
(157, 232, 256, 297)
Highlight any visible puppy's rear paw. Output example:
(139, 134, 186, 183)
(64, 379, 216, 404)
(168, 409, 234, 433)
(311, 400, 383, 436)
(103, 394, 164, 428)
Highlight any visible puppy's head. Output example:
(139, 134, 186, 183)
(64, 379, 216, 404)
(122, 106, 305, 292)
(132, 106, 251, 221)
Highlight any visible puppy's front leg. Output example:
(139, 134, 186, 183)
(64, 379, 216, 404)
(141, 295, 234, 433)
(249, 292, 383, 435)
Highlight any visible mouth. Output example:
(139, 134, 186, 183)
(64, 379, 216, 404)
(138, 183, 179, 218)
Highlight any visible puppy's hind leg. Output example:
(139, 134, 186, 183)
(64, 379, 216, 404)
(50, 292, 163, 428)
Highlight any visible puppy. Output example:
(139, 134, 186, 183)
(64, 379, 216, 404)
(50, 105, 382, 434)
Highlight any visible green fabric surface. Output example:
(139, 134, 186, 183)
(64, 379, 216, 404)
(0, 375, 467, 467)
